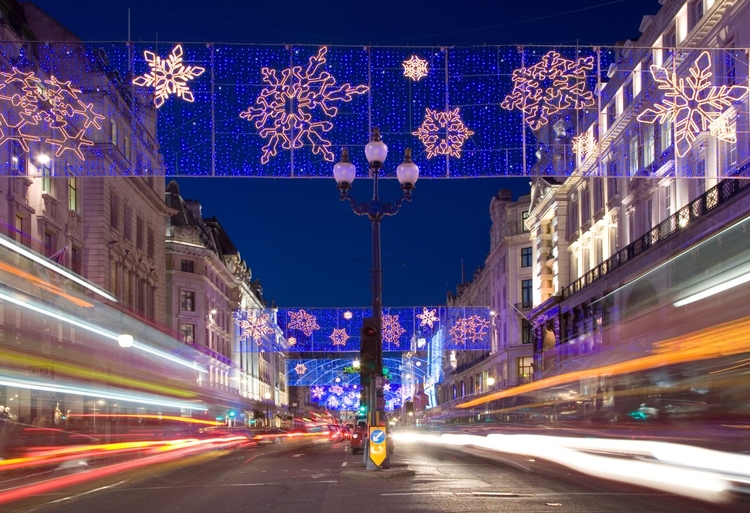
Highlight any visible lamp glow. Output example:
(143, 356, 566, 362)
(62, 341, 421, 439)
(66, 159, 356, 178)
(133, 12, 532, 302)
(117, 334, 134, 348)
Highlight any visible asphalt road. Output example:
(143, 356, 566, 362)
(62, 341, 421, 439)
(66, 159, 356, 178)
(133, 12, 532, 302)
(6, 437, 747, 513)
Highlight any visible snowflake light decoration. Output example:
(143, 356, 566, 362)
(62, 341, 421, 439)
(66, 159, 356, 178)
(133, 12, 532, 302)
(329, 328, 350, 347)
(416, 307, 439, 328)
(637, 51, 747, 158)
(236, 311, 275, 345)
(383, 383, 391, 392)
(294, 363, 308, 375)
(413, 107, 474, 159)
(502, 51, 595, 130)
(382, 314, 407, 347)
(288, 309, 321, 337)
(403, 55, 429, 81)
(572, 131, 597, 159)
(0, 68, 104, 160)
(326, 395, 340, 409)
(449, 315, 490, 346)
(311, 385, 325, 399)
(287, 336, 297, 346)
(330, 385, 344, 396)
(240, 46, 369, 164)
(132, 44, 205, 108)
(343, 311, 353, 320)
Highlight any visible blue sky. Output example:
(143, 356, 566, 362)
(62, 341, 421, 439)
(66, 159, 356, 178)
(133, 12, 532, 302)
(30, 0, 660, 307)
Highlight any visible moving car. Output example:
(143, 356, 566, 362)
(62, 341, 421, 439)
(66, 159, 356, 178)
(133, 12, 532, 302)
(349, 420, 367, 455)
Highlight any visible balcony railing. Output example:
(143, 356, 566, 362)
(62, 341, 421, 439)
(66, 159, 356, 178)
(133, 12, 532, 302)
(562, 172, 750, 300)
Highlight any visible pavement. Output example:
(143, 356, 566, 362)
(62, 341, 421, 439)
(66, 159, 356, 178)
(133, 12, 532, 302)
(340, 461, 415, 479)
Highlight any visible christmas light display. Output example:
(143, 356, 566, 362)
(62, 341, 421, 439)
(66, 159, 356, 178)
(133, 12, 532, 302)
(572, 131, 597, 159)
(413, 107, 474, 158)
(343, 311, 353, 320)
(294, 363, 307, 375)
(402, 55, 429, 81)
(235, 310, 275, 345)
(329, 328, 350, 347)
(0, 68, 104, 160)
(448, 314, 490, 346)
(132, 44, 205, 108)
(287, 309, 321, 337)
(311, 385, 325, 400)
(636, 51, 747, 158)
(239, 46, 369, 164)
(416, 307, 439, 329)
(502, 50, 595, 130)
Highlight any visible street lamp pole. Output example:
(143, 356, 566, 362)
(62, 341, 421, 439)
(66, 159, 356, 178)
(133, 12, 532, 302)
(264, 391, 271, 428)
(334, 128, 419, 470)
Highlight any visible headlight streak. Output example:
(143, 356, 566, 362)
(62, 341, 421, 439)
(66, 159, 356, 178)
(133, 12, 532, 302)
(0, 376, 208, 411)
(0, 290, 207, 375)
(0, 233, 117, 302)
(401, 432, 745, 503)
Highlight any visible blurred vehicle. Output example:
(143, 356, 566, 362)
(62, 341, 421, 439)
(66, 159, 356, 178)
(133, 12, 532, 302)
(350, 420, 367, 455)
(328, 424, 344, 442)
(252, 428, 287, 444)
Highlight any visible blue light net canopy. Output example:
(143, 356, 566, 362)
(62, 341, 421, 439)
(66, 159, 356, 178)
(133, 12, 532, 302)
(234, 306, 491, 353)
(2, 42, 743, 178)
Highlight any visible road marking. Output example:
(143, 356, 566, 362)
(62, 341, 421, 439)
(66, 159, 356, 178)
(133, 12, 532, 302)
(341, 462, 347, 467)
(241, 455, 258, 467)
(292, 454, 304, 458)
(47, 480, 127, 504)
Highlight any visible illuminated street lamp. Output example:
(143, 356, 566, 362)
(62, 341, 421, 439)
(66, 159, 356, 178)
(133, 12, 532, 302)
(333, 128, 419, 470)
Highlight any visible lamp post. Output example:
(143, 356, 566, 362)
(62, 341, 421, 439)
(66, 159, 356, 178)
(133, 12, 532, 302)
(333, 128, 419, 470)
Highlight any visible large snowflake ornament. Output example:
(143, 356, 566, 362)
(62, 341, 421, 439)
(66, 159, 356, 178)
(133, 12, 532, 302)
(449, 315, 490, 346)
(330, 385, 344, 396)
(413, 107, 474, 159)
(403, 55, 429, 81)
(287, 309, 321, 337)
(416, 307, 439, 329)
(132, 44, 205, 108)
(382, 314, 407, 347)
(329, 328, 350, 347)
(502, 51, 595, 130)
(236, 311, 275, 345)
(0, 68, 104, 160)
(637, 51, 747, 158)
(326, 395, 340, 409)
(240, 46, 369, 164)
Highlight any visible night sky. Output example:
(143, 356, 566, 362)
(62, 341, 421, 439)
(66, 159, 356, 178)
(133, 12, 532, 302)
(29, 0, 659, 308)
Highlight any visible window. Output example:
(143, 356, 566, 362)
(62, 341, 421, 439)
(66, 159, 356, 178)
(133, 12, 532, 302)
(44, 232, 55, 258)
(521, 279, 533, 308)
(181, 260, 195, 273)
(581, 186, 590, 224)
(14, 215, 23, 244)
(124, 206, 132, 240)
(180, 290, 195, 311)
(643, 124, 655, 167)
(629, 135, 640, 175)
(594, 176, 603, 213)
(607, 103, 616, 130)
(110, 194, 119, 230)
(665, 182, 674, 217)
(124, 134, 131, 162)
(68, 177, 79, 212)
(10, 150, 25, 175)
(663, 26, 676, 49)
(724, 44, 739, 87)
(521, 247, 532, 268)
(696, 159, 706, 195)
(40, 162, 52, 194)
(180, 324, 195, 344)
(136, 217, 143, 250)
(71, 246, 82, 275)
(623, 80, 633, 108)
(147, 227, 154, 259)
(609, 225, 619, 254)
(110, 119, 118, 146)
(568, 192, 579, 236)
(522, 319, 534, 344)
(517, 356, 533, 382)
(522, 211, 530, 232)
(688, 0, 704, 31)
(109, 260, 118, 296)
(660, 118, 672, 153)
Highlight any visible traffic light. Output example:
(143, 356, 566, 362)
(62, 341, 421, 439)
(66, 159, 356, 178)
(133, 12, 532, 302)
(360, 317, 382, 379)
(228, 410, 236, 418)
(358, 404, 367, 415)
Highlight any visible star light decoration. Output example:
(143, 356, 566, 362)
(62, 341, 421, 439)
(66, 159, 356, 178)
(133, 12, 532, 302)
(343, 311, 353, 320)
(449, 315, 490, 346)
(0, 68, 104, 160)
(413, 107, 474, 158)
(236, 311, 275, 345)
(240, 46, 369, 164)
(132, 44, 205, 108)
(402, 55, 429, 81)
(382, 314, 407, 347)
(502, 51, 595, 130)
(572, 131, 597, 159)
(311, 385, 325, 400)
(329, 328, 350, 347)
(287, 309, 321, 337)
(294, 363, 308, 375)
(636, 51, 747, 158)
(416, 307, 439, 329)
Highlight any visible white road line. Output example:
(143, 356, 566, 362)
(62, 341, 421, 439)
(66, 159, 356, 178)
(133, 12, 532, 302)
(341, 462, 347, 467)
(47, 480, 127, 504)
(292, 454, 304, 458)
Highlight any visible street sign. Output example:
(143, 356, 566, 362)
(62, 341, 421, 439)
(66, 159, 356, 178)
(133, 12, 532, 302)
(368, 426, 387, 467)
